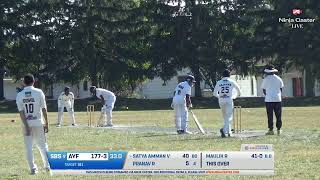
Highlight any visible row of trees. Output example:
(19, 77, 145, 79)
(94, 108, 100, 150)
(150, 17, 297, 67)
(1, 0, 319, 98)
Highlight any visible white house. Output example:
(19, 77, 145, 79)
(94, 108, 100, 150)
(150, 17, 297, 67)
(2, 67, 319, 100)
(139, 67, 320, 99)
(315, 80, 320, 97)
(3, 78, 91, 100)
(138, 68, 258, 99)
(3, 78, 22, 100)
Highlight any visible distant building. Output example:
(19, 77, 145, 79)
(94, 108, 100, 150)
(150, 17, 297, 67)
(138, 68, 258, 99)
(2, 67, 320, 100)
(139, 67, 320, 99)
(3, 78, 90, 100)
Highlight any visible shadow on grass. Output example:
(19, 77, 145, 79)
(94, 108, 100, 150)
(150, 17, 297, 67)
(3, 174, 19, 180)
(170, 135, 221, 141)
(2, 96, 320, 113)
(135, 133, 180, 138)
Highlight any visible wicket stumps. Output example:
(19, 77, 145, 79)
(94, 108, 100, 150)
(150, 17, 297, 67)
(233, 106, 242, 133)
(87, 105, 95, 127)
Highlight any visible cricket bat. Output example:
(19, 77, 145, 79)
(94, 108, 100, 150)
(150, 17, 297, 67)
(190, 110, 206, 134)
(96, 112, 104, 127)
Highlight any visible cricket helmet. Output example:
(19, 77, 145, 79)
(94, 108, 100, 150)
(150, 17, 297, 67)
(64, 86, 70, 92)
(89, 86, 96, 93)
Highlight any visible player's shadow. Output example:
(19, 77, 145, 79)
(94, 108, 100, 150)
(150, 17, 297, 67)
(5, 174, 19, 179)
(170, 136, 221, 141)
(136, 133, 180, 138)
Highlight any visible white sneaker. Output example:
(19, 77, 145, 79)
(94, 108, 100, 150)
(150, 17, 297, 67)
(56, 124, 61, 128)
(31, 168, 38, 175)
(277, 130, 281, 136)
(71, 124, 77, 126)
(266, 130, 274, 135)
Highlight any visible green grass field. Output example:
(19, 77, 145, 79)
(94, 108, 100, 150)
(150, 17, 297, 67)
(0, 107, 319, 180)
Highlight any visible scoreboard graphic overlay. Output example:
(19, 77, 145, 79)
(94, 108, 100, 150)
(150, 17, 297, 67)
(48, 144, 274, 175)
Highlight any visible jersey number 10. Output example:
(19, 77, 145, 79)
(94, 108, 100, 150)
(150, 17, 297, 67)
(25, 104, 34, 113)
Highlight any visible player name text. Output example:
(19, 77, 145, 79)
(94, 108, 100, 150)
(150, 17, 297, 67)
(132, 154, 171, 158)
(205, 154, 228, 158)
(133, 161, 156, 166)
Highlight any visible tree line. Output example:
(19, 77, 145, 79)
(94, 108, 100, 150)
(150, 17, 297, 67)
(1, 0, 319, 98)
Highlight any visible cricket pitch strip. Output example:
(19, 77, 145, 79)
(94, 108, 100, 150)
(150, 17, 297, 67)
(68, 124, 266, 138)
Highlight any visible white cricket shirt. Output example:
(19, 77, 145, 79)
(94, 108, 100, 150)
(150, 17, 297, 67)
(173, 81, 192, 97)
(96, 88, 115, 101)
(261, 74, 284, 102)
(16, 86, 47, 127)
(213, 77, 241, 103)
(58, 92, 74, 108)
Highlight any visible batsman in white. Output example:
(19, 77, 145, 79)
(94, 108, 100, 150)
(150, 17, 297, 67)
(56, 86, 76, 127)
(90, 86, 116, 127)
(171, 75, 196, 134)
(16, 74, 50, 175)
(213, 69, 241, 138)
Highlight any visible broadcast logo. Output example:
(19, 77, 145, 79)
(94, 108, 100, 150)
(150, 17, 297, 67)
(278, 8, 316, 29)
(292, 9, 303, 16)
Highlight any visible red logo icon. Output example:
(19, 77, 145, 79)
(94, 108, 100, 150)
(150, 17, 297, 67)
(292, 9, 303, 16)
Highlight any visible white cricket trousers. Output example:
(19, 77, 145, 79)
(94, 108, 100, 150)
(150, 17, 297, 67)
(23, 126, 50, 171)
(219, 101, 234, 134)
(57, 105, 75, 125)
(102, 96, 116, 125)
(173, 103, 189, 131)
